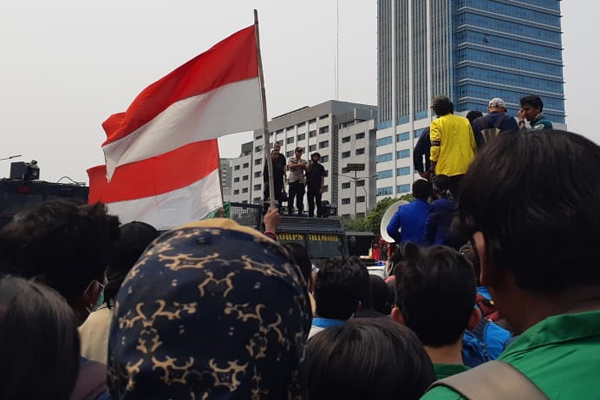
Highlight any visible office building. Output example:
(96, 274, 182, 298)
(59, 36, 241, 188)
(377, 0, 566, 199)
(230, 100, 378, 217)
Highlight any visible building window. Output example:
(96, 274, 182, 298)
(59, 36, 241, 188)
(342, 135, 351, 143)
(286, 150, 294, 157)
(286, 126, 294, 132)
(234, 177, 240, 183)
(255, 159, 262, 165)
(397, 132, 410, 142)
(342, 182, 351, 189)
(357, 196, 365, 203)
(378, 169, 393, 179)
(276, 140, 283, 145)
(323, 185, 329, 193)
(356, 180, 365, 187)
(319, 126, 329, 134)
(253, 184, 261, 191)
(397, 149, 410, 159)
(356, 148, 365, 155)
(377, 153, 393, 163)
(242, 175, 249, 181)
(242, 188, 249, 193)
(356, 212, 365, 218)
(319, 140, 329, 149)
(397, 184, 411, 194)
(234, 165, 240, 171)
(321, 155, 329, 163)
(309, 145, 316, 152)
(255, 145, 262, 152)
(356, 132, 365, 140)
(308, 119, 317, 124)
(298, 133, 306, 141)
(377, 136, 393, 146)
(397, 167, 410, 176)
(342, 198, 351, 205)
(243, 163, 249, 168)
(253, 197, 261, 203)
(286, 137, 294, 144)
(233, 189, 240, 195)
(309, 130, 317, 137)
(342, 151, 351, 159)
(254, 171, 262, 178)
(377, 186, 393, 196)
(255, 135, 263, 140)
(297, 122, 306, 128)
(319, 114, 329, 120)
(241, 200, 248, 204)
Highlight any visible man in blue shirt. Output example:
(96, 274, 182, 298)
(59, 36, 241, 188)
(386, 179, 431, 245)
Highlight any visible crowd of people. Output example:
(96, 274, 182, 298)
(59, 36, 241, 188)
(0, 92, 599, 399)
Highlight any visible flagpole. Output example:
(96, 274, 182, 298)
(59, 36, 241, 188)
(254, 9, 276, 212)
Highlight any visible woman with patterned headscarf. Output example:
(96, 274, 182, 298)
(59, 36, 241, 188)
(106, 218, 312, 400)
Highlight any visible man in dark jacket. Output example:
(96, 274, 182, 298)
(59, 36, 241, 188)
(413, 128, 431, 179)
(471, 98, 519, 147)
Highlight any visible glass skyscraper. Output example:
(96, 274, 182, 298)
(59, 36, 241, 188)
(375, 0, 565, 199)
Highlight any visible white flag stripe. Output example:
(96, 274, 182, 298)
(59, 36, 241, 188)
(103, 77, 262, 178)
(104, 169, 222, 230)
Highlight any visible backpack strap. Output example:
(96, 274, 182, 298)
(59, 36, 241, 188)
(429, 361, 548, 400)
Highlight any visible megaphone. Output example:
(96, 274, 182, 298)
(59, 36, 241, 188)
(380, 200, 408, 243)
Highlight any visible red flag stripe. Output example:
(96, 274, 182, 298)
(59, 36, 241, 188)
(88, 139, 219, 204)
(102, 25, 258, 146)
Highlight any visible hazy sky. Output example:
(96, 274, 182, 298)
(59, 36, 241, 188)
(0, 1, 595, 183)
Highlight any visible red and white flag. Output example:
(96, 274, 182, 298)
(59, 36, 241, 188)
(89, 24, 263, 229)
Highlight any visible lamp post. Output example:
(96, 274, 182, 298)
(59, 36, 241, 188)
(337, 164, 379, 217)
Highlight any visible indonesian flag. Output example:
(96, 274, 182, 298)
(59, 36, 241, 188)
(88, 25, 263, 229)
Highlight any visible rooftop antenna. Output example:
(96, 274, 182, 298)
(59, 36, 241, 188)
(0, 154, 22, 162)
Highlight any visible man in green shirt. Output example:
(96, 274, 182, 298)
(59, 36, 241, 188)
(391, 244, 478, 379)
(518, 95, 553, 130)
(421, 130, 600, 399)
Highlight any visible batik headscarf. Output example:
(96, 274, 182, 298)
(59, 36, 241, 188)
(107, 219, 312, 400)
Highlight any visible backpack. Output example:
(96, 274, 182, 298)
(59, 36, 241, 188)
(480, 114, 505, 143)
(462, 318, 512, 368)
(429, 360, 548, 400)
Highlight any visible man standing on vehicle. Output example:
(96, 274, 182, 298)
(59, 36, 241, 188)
(263, 142, 287, 210)
(518, 95, 553, 130)
(287, 147, 307, 216)
(471, 98, 519, 146)
(306, 152, 326, 218)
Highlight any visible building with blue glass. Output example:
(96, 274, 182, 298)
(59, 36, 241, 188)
(376, 0, 565, 200)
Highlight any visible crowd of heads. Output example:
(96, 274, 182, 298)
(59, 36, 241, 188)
(0, 127, 599, 399)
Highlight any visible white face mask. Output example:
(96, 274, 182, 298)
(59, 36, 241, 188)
(86, 280, 106, 314)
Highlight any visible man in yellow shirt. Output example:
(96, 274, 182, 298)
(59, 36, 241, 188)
(429, 96, 476, 196)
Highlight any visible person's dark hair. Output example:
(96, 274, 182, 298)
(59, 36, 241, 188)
(466, 110, 483, 123)
(307, 318, 435, 400)
(458, 130, 600, 292)
(413, 179, 432, 201)
(395, 243, 476, 347)
(0, 275, 80, 400)
(519, 94, 544, 111)
(370, 275, 390, 315)
(311, 152, 321, 159)
(282, 242, 312, 286)
(0, 201, 120, 305)
(432, 174, 453, 199)
(104, 221, 159, 307)
(314, 258, 364, 319)
(460, 242, 480, 285)
(432, 95, 454, 116)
